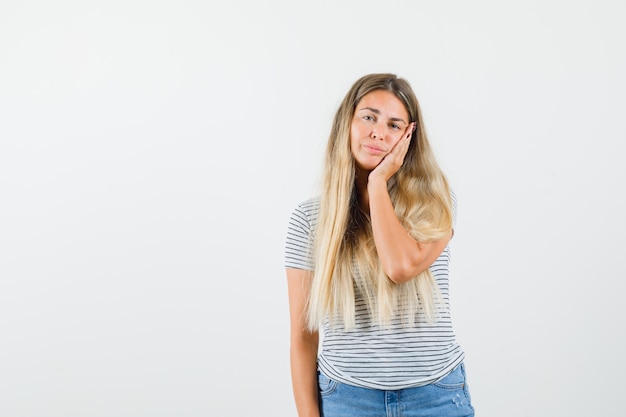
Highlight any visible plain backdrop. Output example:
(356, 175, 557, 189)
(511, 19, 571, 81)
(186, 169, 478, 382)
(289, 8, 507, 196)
(1, 0, 625, 416)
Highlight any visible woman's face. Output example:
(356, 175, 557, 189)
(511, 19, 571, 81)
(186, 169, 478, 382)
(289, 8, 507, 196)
(350, 90, 410, 172)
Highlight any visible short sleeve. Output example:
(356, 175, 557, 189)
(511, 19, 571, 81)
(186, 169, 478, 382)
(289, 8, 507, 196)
(284, 198, 319, 270)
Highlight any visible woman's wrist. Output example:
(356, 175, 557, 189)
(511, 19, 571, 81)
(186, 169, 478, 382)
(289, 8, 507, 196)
(367, 173, 388, 188)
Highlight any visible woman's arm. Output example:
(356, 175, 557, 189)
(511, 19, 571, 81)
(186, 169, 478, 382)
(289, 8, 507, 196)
(286, 267, 320, 417)
(367, 177, 452, 284)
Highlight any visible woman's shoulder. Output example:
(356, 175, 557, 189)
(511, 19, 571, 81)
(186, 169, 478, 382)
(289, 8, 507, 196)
(288, 196, 320, 225)
(286, 197, 321, 241)
(292, 196, 320, 215)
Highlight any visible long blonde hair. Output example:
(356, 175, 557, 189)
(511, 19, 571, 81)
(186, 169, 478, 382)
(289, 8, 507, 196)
(307, 73, 453, 331)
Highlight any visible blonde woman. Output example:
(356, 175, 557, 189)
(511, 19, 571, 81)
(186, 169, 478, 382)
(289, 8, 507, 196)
(285, 73, 474, 417)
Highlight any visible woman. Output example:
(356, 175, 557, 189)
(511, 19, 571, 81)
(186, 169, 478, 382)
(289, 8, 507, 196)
(285, 73, 474, 417)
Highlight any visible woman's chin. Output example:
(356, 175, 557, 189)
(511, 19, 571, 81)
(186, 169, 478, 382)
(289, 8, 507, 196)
(355, 159, 381, 173)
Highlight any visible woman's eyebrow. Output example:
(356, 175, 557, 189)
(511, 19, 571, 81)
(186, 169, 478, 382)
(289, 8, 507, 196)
(358, 106, 381, 114)
(358, 107, 407, 124)
(389, 117, 408, 124)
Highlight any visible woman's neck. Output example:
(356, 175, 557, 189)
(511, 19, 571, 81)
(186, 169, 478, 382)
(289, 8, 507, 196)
(355, 168, 370, 213)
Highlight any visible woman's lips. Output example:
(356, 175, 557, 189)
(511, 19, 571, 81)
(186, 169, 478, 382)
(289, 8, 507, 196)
(364, 144, 385, 154)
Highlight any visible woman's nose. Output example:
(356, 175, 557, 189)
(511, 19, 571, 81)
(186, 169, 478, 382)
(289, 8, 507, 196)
(371, 124, 385, 140)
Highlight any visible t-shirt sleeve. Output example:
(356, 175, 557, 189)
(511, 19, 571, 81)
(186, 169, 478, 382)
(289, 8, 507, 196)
(284, 201, 316, 270)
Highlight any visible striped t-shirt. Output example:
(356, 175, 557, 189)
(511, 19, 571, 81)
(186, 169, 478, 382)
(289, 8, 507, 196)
(284, 193, 465, 390)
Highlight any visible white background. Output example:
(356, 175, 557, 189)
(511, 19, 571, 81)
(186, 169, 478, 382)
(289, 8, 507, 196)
(1, 1, 625, 416)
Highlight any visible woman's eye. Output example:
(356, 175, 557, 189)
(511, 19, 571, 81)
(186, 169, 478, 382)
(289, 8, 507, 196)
(363, 115, 374, 121)
(390, 123, 400, 130)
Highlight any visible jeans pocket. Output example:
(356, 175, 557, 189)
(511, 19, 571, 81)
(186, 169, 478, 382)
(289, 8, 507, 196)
(317, 371, 338, 396)
(433, 363, 466, 390)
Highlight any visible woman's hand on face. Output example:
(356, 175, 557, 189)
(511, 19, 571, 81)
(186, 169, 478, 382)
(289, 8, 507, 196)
(369, 122, 415, 183)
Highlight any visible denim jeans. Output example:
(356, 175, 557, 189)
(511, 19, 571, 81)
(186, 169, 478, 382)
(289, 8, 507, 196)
(318, 363, 475, 417)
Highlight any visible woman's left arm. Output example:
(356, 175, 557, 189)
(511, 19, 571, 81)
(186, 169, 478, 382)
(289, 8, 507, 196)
(367, 176, 452, 284)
